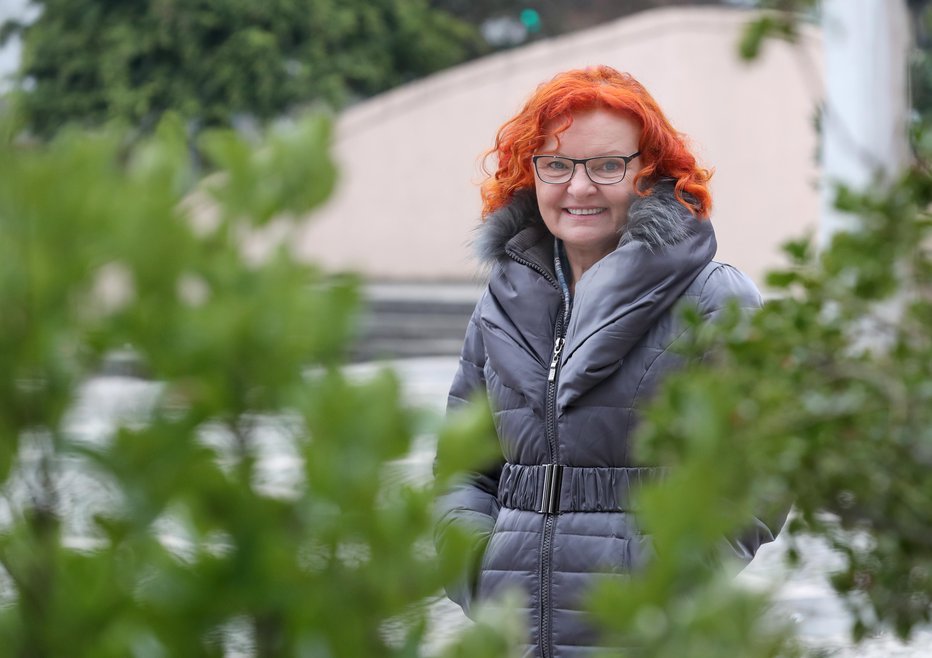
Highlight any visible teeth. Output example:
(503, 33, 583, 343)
(566, 208, 605, 215)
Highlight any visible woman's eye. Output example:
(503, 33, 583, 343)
(594, 159, 623, 172)
(546, 160, 569, 171)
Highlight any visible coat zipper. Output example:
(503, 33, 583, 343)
(540, 325, 564, 658)
(506, 244, 570, 658)
(547, 337, 565, 383)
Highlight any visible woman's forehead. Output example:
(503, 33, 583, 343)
(538, 109, 641, 154)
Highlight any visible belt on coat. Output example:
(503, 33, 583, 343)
(498, 462, 668, 514)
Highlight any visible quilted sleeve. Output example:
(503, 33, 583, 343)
(433, 292, 504, 615)
(699, 264, 789, 564)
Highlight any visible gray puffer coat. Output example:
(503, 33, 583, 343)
(435, 181, 782, 657)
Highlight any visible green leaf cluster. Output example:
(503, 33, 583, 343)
(587, 161, 932, 656)
(0, 113, 517, 656)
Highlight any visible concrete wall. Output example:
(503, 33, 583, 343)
(296, 6, 823, 288)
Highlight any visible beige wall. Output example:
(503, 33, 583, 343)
(295, 7, 823, 288)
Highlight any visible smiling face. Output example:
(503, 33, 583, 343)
(533, 108, 642, 276)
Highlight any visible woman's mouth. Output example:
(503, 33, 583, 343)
(564, 207, 606, 216)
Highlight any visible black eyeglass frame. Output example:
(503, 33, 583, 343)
(532, 152, 641, 185)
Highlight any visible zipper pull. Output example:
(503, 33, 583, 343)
(547, 337, 565, 383)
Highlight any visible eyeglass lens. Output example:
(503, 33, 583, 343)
(534, 156, 629, 184)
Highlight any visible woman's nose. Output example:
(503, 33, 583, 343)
(566, 163, 596, 196)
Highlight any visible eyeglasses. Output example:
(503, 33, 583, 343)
(532, 152, 640, 185)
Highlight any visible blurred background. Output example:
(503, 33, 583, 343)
(0, 0, 823, 361)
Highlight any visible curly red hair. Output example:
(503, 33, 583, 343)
(480, 66, 713, 219)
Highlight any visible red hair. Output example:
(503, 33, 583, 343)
(480, 66, 713, 218)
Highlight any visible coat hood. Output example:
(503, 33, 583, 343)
(474, 179, 700, 265)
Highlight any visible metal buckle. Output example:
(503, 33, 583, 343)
(538, 463, 564, 514)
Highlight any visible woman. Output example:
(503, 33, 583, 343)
(434, 66, 781, 656)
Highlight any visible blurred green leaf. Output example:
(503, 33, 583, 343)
(433, 396, 499, 489)
(0, 114, 516, 657)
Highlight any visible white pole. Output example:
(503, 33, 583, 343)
(820, 0, 911, 246)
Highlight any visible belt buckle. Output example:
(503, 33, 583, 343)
(538, 463, 564, 514)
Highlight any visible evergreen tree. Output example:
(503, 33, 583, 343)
(0, 0, 484, 137)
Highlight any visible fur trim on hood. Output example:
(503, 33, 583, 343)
(474, 179, 700, 264)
